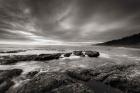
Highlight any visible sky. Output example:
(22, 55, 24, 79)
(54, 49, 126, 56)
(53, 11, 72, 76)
(0, 0, 140, 45)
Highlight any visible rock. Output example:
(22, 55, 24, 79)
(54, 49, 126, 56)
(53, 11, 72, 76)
(26, 71, 39, 79)
(0, 69, 23, 81)
(65, 64, 139, 93)
(36, 53, 62, 61)
(17, 71, 95, 93)
(87, 64, 140, 93)
(0, 55, 37, 65)
(66, 69, 91, 81)
(0, 79, 14, 93)
(17, 72, 74, 93)
(72, 50, 100, 57)
(103, 72, 140, 93)
(0, 53, 62, 65)
(103, 74, 128, 91)
(51, 83, 94, 93)
(73, 51, 85, 57)
(127, 76, 140, 93)
(0, 50, 100, 65)
(0, 69, 22, 93)
(17, 65, 136, 93)
(64, 53, 72, 57)
(0, 50, 26, 53)
(85, 51, 100, 57)
(0, 59, 18, 65)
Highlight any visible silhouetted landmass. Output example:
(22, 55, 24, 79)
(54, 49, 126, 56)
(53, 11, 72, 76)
(97, 33, 140, 48)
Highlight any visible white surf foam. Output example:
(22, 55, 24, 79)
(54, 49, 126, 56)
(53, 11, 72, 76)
(100, 53, 110, 58)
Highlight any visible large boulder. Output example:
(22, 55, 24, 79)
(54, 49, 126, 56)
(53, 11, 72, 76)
(64, 53, 72, 57)
(73, 51, 85, 57)
(36, 53, 62, 61)
(85, 51, 100, 57)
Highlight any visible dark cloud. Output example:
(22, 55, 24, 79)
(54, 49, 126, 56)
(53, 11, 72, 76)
(0, 0, 140, 44)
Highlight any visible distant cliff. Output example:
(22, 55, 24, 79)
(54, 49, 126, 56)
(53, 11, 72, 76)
(97, 33, 140, 48)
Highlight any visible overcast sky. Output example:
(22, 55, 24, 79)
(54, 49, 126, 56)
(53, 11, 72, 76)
(0, 0, 140, 45)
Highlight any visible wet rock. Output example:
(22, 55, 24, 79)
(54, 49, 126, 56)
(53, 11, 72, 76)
(51, 83, 94, 93)
(87, 79, 123, 93)
(103, 74, 128, 91)
(4, 64, 138, 93)
(0, 59, 17, 65)
(0, 69, 23, 81)
(35, 53, 62, 61)
(16, 71, 95, 93)
(73, 51, 85, 57)
(72, 50, 100, 57)
(88, 64, 135, 81)
(85, 51, 100, 57)
(0, 79, 14, 93)
(16, 67, 127, 93)
(127, 76, 140, 93)
(26, 71, 39, 79)
(64, 53, 72, 57)
(87, 64, 139, 93)
(0, 69, 22, 93)
(0, 53, 62, 65)
(0, 55, 37, 65)
(65, 64, 139, 93)
(17, 72, 75, 93)
(16, 64, 137, 93)
(66, 68, 91, 81)
(0, 50, 100, 65)
(0, 50, 26, 53)
(103, 72, 140, 93)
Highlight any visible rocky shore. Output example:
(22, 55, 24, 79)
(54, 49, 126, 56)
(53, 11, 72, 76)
(2, 63, 139, 93)
(0, 50, 140, 93)
(0, 50, 100, 65)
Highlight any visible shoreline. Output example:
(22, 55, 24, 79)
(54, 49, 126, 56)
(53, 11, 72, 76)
(0, 47, 139, 93)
